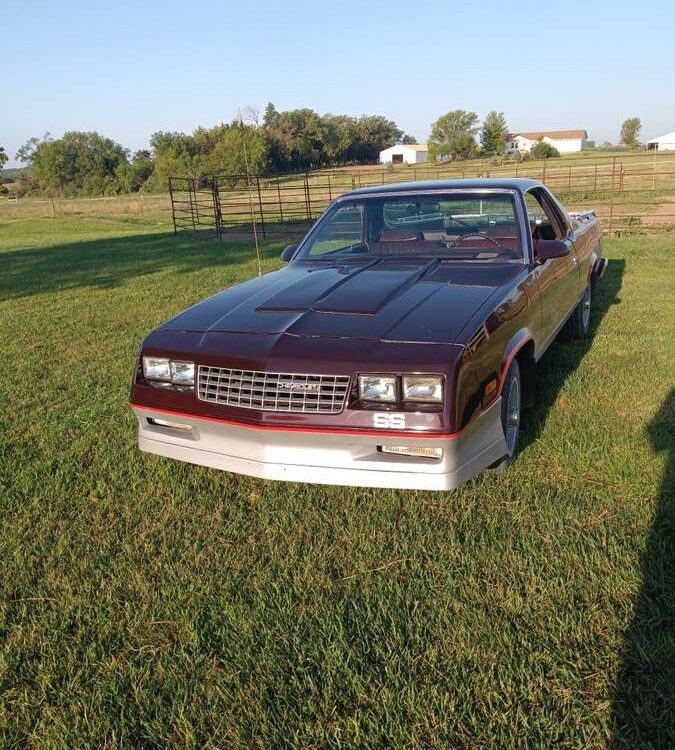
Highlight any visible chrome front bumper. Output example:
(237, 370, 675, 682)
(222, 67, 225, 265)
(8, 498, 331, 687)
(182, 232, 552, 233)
(132, 400, 507, 491)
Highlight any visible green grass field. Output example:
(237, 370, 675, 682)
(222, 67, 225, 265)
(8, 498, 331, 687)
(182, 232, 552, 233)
(0, 215, 673, 748)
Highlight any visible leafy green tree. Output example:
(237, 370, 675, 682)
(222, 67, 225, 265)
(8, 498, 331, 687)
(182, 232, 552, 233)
(264, 108, 326, 171)
(149, 131, 194, 159)
(27, 131, 129, 195)
(0, 146, 7, 184)
(349, 115, 402, 163)
(145, 131, 199, 189)
(204, 122, 269, 176)
(401, 134, 418, 144)
(480, 111, 508, 155)
(428, 110, 479, 161)
(263, 102, 280, 130)
(530, 140, 560, 159)
(117, 149, 155, 191)
(620, 117, 642, 148)
(322, 114, 357, 165)
(263, 103, 403, 171)
(16, 134, 52, 164)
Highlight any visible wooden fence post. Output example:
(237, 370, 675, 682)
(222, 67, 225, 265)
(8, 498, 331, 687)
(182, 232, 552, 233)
(304, 174, 312, 222)
(276, 177, 284, 223)
(256, 176, 266, 239)
(188, 179, 197, 229)
(608, 157, 617, 237)
(168, 177, 177, 234)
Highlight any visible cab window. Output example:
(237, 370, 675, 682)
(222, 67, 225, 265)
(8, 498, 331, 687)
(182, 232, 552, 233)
(524, 190, 563, 241)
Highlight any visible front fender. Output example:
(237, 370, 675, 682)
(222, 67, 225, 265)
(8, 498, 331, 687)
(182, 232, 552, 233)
(465, 327, 533, 422)
(500, 328, 533, 390)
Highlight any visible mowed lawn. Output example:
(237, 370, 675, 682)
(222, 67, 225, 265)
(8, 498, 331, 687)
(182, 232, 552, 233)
(0, 214, 673, 749)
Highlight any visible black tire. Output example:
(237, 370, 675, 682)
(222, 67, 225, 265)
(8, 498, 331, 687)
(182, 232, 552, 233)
(562, 284, 592, 340)
(488, 359, 521, 473)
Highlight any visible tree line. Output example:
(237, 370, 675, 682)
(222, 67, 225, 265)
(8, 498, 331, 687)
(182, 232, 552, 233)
(5, 104, 412, 198)
(1, 106, 644, 198)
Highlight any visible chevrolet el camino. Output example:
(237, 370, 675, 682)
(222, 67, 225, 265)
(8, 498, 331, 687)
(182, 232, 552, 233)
(130, 179, 606, 491)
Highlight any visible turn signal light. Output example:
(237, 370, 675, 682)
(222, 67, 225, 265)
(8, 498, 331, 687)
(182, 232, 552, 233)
(380, 446, 443, 459)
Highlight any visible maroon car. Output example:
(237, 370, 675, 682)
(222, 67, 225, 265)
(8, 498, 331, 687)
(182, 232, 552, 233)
(130, 179, 606, 490)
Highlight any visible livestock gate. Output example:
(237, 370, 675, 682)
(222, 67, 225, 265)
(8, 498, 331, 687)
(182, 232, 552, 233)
(168, 177, 223, 239)
(169, 172, 357, 240)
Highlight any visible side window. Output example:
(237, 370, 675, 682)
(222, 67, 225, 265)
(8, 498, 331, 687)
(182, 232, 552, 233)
(543, 190, 571, 236)
(307, 205, 364, 256)
(524, 190, 563, 240)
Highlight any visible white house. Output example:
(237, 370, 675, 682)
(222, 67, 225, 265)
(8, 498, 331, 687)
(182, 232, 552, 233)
(379, 144, 428, 165)
(646, 131, 675, 151)
(505, 129, 588, 154)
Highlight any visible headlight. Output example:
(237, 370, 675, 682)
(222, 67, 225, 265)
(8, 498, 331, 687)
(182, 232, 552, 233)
(358, 374, 398, 402)
(142, 356, 194, 386)
(142, 356, 171, 381)
(402, 375, 443, 403)
(170, 361, 195, 385)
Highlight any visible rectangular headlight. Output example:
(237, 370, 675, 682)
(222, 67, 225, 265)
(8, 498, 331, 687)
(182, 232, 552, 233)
(358, 374, 398, 402)
(170, 361, 195, 385)
(142, 356, 171, 381)
(402, 375, 443, 403)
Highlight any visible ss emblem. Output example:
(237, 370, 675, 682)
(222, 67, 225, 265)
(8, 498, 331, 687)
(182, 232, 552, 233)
(373, 413, 406, 429)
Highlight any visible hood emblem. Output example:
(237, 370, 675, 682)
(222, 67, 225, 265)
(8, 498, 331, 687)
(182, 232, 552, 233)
(277, 381, 320, 392)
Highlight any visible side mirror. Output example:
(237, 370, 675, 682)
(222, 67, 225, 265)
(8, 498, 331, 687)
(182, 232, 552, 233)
(280, 244, 297, 262)
(534, 239, 569, 261)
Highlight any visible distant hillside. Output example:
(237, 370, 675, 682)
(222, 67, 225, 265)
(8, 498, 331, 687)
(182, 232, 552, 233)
(1, 167, 30, 183)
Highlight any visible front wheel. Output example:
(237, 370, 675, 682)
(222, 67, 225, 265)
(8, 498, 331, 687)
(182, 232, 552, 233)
(488, 359, 521, 473)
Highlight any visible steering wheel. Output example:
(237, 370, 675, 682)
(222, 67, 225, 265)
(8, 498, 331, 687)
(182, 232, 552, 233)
(448, 232, 502, 249)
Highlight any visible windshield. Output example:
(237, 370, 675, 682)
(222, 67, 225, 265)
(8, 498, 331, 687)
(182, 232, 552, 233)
(297, 192, 523, 261)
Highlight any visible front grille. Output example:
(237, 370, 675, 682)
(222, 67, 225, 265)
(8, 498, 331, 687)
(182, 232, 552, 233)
(197, 366, 351, 413)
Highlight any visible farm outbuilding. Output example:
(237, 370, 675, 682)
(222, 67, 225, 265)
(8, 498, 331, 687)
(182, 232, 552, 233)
(646, 131, 675, 151)
(379, 144, 428, 165)
(505, 129, 588, 154)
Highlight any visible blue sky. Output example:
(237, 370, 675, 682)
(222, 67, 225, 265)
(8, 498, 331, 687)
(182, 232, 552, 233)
(4, 0, 674, 167)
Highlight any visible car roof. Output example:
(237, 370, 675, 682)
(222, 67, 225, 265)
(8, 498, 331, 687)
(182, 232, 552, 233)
(342, 177, 542, 198)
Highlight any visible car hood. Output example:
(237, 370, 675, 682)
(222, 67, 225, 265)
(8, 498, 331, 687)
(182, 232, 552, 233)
(160, 258, 524, 345)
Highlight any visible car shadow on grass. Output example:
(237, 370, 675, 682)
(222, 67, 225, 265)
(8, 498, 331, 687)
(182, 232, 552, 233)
(518, 258, 626, 454)
(609, 389, 675, 748)
(0, 231, 283, 301)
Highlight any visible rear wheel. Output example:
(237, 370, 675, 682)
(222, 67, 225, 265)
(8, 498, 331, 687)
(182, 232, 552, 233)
(488, 359, 521, 473)
(563, 284, 592, 339)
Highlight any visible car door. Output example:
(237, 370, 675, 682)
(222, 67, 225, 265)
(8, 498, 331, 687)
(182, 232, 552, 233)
(525, 188, 580, 344)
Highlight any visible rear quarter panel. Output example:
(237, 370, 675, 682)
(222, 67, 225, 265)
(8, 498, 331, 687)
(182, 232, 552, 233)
(571, 215, 603, 290)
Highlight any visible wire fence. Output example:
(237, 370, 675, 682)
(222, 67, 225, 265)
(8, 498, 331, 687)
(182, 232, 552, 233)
(170, 153, 675, 240)
(0, 193, 171, 220)
(3, 154, 671, 234)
